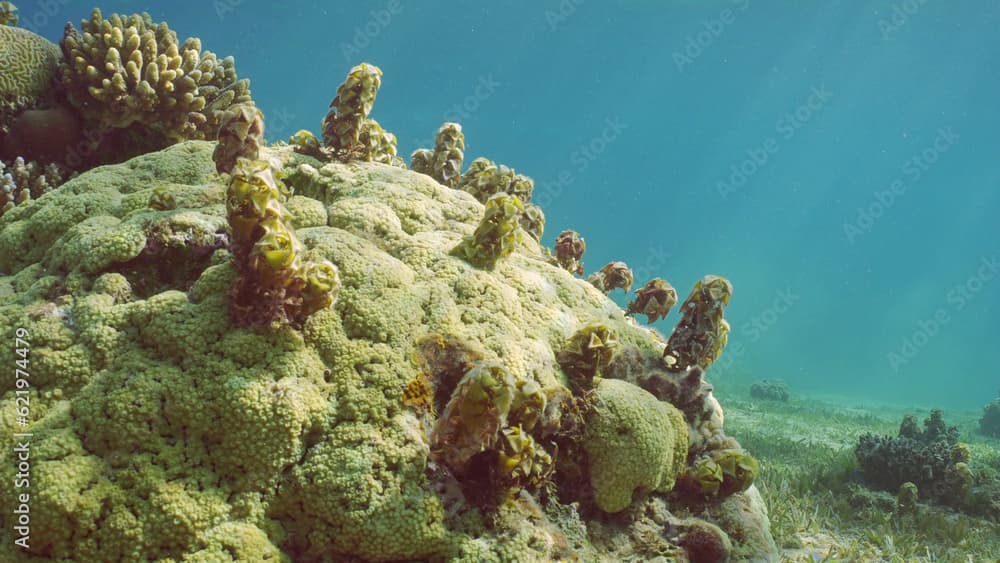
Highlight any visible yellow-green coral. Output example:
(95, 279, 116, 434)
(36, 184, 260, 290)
(0, 140, 769, 561)
(0, 24, 60, 115)
(582, 378, 689, 513)
(58, 8, 251, 143)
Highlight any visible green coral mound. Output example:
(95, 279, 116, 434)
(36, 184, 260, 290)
(1, 140, 719, 561)
(582, 378, 689, 513)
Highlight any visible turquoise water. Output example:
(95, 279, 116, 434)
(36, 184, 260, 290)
(22, 1, 999, 409)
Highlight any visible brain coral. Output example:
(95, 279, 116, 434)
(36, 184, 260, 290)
(0, 24, 60, 121)
(0, 140, 773, 561)
(582, 378, 689, 513)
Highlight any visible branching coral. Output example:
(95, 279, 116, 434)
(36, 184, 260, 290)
(58, 9, 252, 147)
(663, 275, 733, 372)
(626, 277, 678, 323)
(0, 157, 74, 217)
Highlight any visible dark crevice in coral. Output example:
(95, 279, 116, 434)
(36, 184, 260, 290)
(109, 232, 227, 299)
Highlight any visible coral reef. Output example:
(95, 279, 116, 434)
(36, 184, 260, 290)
(749, 378, 790, 402)
(58, 9, 252, 154)
(663, 274, 733, 372)
(855, 410, 969, 506)
(0, 56, 775, 559)
(625, 277, 678, 324)
(587, 260, 634, 294)
(980, 389, 1000, 438)
(1, 157, 74, 218)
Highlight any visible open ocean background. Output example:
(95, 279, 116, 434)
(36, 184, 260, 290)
(21, 0, 999, 409)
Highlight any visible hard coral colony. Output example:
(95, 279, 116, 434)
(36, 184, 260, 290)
(0, 5, 776, 562)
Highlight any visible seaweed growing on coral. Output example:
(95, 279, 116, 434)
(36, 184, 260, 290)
(225, 158, 339, 327)
(557, 323, 619, 394)
(587, 261, 634, 294)
(431, 122, 465, 187)
(625, 277, 678, 324)
(453, 192, 525, 269)
(552, 229, 586, 275)
(663, 274, 733, 372)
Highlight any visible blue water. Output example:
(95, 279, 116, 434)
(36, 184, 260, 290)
(22, 1, 1000, 409)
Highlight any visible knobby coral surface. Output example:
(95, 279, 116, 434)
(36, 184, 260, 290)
(0, 139, 775, 561)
